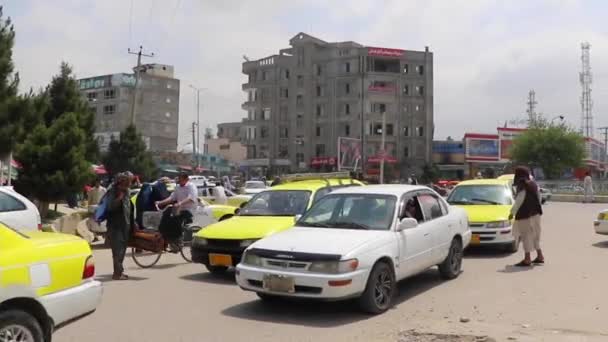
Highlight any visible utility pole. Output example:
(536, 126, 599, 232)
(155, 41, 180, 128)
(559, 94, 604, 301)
(526, 90, 537, 126)
(580, 42, 593, 137)
(189, 85, 205, 167)
(191, 122, 197, 167)
(128, 45, 154, 126)
(379, 112, 386, 184)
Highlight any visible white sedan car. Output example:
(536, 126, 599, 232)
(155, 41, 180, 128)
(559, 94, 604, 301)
(236, 185, 471, 314)
(0, 186, 41, 232)
(594, 210, 608, 235)
(242, 181, 268, 195)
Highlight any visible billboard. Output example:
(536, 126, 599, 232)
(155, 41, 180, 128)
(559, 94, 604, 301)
(432, 141, 465, 164)
(465, 134, 499, 161)
(497, 128, 525, 160)
(367, 47, 405, 57)
(337, 137, 361, 171)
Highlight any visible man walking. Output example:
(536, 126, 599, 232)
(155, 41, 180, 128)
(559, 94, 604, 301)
(107, 173, 134, 280)
(584, 171, 594, 203)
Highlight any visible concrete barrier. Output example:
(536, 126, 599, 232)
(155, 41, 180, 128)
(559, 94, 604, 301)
(550, 194, 608, 203)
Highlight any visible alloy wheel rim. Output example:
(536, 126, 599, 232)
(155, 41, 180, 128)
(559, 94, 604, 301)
(0, 325, 34, 342)
(373, 270, 392, 308)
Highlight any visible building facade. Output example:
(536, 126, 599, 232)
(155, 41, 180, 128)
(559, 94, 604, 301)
(206, 137, 247, 164)
(217, 122, 244, 142)
(78, 63, 180, 152)
(240, 32, 433, 176)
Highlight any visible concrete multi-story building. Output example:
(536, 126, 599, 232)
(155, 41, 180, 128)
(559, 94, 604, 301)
(240, 32, 433, 176)
(78, 63, 180, 152)
(217, 122, 244, 142)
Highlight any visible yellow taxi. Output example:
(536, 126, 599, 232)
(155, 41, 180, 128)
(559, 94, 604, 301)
(446, 179, 519, 252)
(191, 173, 364, 274)
(0, 223, 102, 341)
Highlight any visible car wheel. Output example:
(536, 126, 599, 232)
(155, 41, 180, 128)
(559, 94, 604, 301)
(205, 265, 229, 274)
(219, 215, 233, 221)
(438, 238, 463, 280)
(0, 309, 44, 342)
(505, 238, 520, 253)
(358, 261, 395, 314)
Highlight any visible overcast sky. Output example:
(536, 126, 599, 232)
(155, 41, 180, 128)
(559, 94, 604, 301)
(5, 0, 608, 148)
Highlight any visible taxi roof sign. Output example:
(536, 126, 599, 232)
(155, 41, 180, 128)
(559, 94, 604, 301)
(279, 171, 354, 185)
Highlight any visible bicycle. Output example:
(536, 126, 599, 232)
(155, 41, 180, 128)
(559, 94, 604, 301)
(130, 205, 201, 268)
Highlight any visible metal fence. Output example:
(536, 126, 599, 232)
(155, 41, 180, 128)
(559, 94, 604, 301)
(537, 180, 603, 194)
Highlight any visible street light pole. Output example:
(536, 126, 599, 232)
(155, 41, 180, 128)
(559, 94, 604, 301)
(189, 85, 206, 168)
(380, 111, 386, 184)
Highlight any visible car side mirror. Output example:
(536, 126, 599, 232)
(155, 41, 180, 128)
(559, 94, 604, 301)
(234, 208, 240, 215)
(397, 217, 418, 231)
(294, 214, 302, 222)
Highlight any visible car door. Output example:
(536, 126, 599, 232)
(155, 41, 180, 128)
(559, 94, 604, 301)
(417, 192, 453, 264)
(395, 193, 433, 278)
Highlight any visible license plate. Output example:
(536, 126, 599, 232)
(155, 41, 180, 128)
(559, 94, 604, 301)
(209, 253, 232, 267)
(263, 274, 295, 293)
(470, 234, 480, 245)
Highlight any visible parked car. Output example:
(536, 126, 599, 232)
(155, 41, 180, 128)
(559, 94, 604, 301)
(0, 186, 41, 232)
(594, 210, 608, 235)
(242, 181, 268, 195)
(0, 222, 103, 341)
(539, 187, 551, 204)
(235, 185, 470, 314)
(196, 185, 251, 208)
(447, 179, 518, 252)
(192, 174, 364, 275)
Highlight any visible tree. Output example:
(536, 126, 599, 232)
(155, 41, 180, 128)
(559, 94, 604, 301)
(15, 113, 93, 216)
(0, 6, 20, 158)
(43, 62, 98, 161)
(102, 125, 158, 181)
(510, 119, 585, 179)
(420, 163, 440, 184)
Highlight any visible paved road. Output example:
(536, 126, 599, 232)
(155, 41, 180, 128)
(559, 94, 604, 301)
(55, 202, 608, 342)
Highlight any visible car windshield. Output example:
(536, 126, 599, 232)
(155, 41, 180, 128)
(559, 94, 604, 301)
(239, 190, 311, 216)
(298, 193, 396, 231)
(447, 185, 512, 205)
(246, 182, 266, 189)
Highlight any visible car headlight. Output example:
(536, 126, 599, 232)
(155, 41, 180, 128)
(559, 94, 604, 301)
(598, 213, 607, 220)
(242, 251, 263, 266)
(486, 220, 511, 228)
(309, 259, 359, 274)
(192, 237, 208, 246)
(239, 239, 257, 248)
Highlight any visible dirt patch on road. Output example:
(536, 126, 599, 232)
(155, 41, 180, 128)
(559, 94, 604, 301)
(398, 330, 496, 342)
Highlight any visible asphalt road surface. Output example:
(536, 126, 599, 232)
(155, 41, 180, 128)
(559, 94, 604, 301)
(55, 202, 608, 342)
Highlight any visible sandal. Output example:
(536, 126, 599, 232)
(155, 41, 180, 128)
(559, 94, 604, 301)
(532, 258, 544, 264)
(112, 274, 129, 280)
(514, 260, 532, 267)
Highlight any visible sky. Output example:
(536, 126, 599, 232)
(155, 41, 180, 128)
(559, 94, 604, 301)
(5, 0, 608, 149)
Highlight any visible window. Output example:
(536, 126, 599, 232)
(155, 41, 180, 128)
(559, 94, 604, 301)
(403, 105, 408, 113)
(386, 124, 394, 136)
(316, 104, 323, 117)
(418, 194, 445, 220)
(0, 192, 26, 212)
(316, 126, 321, 137)
(415, 104, 423, 112)
(103, 105, 115, 115)
(344, 62, 351, 73)
(166, 97, 172, 103)
(316, 85, 322, 97)
(345, 103, 350, 115)
(371, 103, 387, 113)
(416, 126, 424, 137)
(345, 124, 350, 136)
(403, 64, 409, 74)
(403, 146, 410, 157)
(315, 143, 325, 156)
(246, 127, 256, 140)
(104, 89, 115, 99)
(280, 88, 289, 98)
(262, 71, 267, 81)
(261, 126, 269, 138)
(278, 145, 288, 158)
(417, 65, 424, 75)
(316, 64, 322, 76)
(165, 112, 171, 118)
(248, 109, 254, 120)
(87, 92, 97, 101)
(296, 95, 304, 106)
(403, 85, 409, 95)
(254, 89, 258, 101)
(297, 75, 304, 87)
(297, 48, 304, 66)
(284, 69, 290, 79)
(345, 83, 351, 94)
(280, 126, 289, 138)
(370, 59, 400, 73)
(167, 82, 173, 89)
(262, 108, 271, 120)
(403, 126, 410, 136)
(296, 114, 304, 128)
(416, 86, 424, 96)
(339, 49, 350, 56)
(296, 152, 304, 163)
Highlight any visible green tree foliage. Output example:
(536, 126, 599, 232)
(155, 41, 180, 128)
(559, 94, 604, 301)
(15, 113, 93, 213)
(43, 62, 98, 161)
(420, 163, 440, 184)
(510, 119, 586, 179)
(0, 7, 20, 158)
(102, 125, 158, 181)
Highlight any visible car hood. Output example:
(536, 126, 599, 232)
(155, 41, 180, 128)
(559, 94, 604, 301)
(196, 215, 295, 240)
(454, 205, 511, 223)
(248, 227, 387, 256)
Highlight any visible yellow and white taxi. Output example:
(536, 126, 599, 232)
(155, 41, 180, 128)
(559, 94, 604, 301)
(0, 223, 102, 341)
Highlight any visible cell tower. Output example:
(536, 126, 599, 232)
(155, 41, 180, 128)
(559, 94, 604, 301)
(580, 42, 593, 137)
(526, 90, 537, 125)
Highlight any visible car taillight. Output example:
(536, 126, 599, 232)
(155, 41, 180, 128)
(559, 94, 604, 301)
(37, 223, 42, 231)
(83, 256, 95, 279)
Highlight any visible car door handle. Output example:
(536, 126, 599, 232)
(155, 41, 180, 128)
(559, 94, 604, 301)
(424, 233, 430, 237)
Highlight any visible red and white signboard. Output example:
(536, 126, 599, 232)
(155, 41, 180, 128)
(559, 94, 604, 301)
(367, 47, 405, 58)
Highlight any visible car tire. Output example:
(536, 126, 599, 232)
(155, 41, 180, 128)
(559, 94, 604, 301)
(0, 309, 45, 342)
(505, 238, 520, 253)
(219, 215, 233, 221)
(358, 261, 395, 314)
(438, 238, 463, 280)
(205, 265, 229, 274)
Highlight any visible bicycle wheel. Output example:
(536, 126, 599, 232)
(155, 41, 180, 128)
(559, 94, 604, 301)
(131, 247, 162, 268)
(180, 226, 197, 262)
